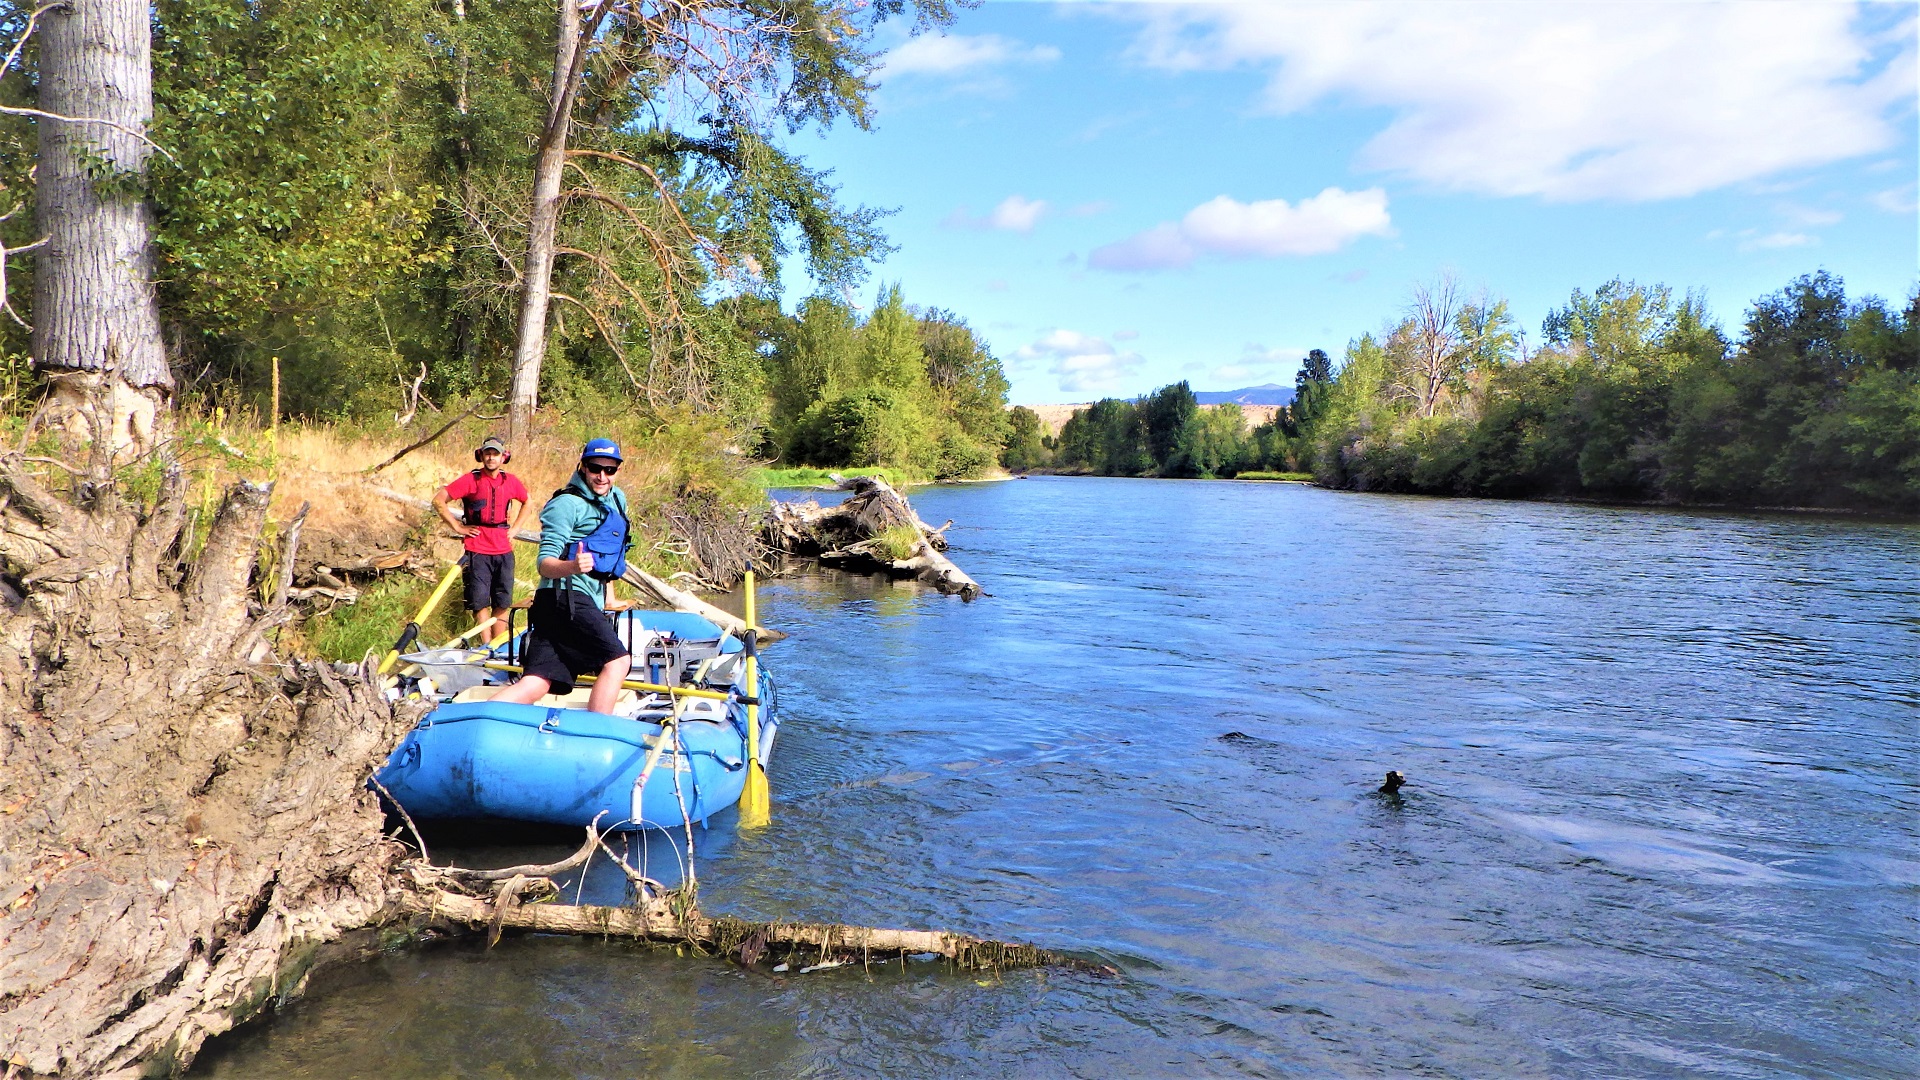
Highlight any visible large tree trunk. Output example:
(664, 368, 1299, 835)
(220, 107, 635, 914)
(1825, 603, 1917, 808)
(32, 0, 171, 450)
(0, 459, 415, 1078)
(505, 0, 590, 447)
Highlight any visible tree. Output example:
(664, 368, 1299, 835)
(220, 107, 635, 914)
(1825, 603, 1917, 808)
(1384, 277, 1463, 419)
(1138, 380, 1197, 471)
(1002, 405, 1048, 471)
(30, 0, 170, 447)
(1291, 347, 1333, 431)
(1384, 277, 1513, 420)
(504, 0, 950, 444)
(920, 307, 1010, 453)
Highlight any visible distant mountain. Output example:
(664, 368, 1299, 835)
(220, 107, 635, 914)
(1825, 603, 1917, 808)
(1193, 383, 1295, 406)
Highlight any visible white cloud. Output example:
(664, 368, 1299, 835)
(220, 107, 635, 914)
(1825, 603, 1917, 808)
(1018, 329, 1145, 395)
(1740, 231, 1817, 251)
(1128, 2, 1916, 201)
(1871, 185, 1918, 214)
(1777, 204, 1844, 228)
(881, 33, 1061, 78)
(1089, 188, 1391, 271)
(943, 195, 1050, 233)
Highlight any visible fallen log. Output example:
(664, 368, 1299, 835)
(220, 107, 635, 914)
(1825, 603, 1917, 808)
(765, 475, 982, 599)
(398, 866, 1098, 974)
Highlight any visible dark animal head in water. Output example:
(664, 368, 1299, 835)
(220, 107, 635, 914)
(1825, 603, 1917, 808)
(1379, 770, 1406, 794)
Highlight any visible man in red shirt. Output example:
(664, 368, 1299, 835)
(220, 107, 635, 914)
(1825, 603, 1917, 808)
(434, 436, 529, 644)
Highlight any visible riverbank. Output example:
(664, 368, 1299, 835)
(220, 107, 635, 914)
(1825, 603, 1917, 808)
(1008, 468, 1918, 520)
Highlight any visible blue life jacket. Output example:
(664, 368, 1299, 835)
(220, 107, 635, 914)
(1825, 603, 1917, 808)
(551, 487, 630, 582)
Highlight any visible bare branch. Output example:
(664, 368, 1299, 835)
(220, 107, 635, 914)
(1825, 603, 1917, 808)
(549, 289, 645, 390)
(0, 5, 62, 85)
(0, 106, 177, 164)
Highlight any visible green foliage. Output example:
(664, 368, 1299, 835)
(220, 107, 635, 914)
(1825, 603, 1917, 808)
(873, 523, 923, 561)
(1139, 381, 1198, 468)
(1298, 272, 1918, 512)
(0, 0, 947, 441)
(760, 283, 1009, 479)
(307, 576, 436, 663)
(791, 386, 923, 469)
(756, 465, 907, 489)
(1001, 406, 1051, 471)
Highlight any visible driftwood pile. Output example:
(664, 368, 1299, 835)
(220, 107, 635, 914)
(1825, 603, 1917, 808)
(765, 475, 982, 600)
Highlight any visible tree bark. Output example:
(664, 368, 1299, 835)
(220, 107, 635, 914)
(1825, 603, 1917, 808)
(0, 456, 417, 1078)
(506, 0, 593, 447)
(32, 0, 171, 449)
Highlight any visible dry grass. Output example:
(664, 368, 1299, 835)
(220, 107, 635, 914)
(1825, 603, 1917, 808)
(265, 406, 763, 585)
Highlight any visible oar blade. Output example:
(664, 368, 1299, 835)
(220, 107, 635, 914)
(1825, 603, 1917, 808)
(739, 762, 771, 829)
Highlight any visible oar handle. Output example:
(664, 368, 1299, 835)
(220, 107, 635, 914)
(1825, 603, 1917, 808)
(379, 562, 464, 675)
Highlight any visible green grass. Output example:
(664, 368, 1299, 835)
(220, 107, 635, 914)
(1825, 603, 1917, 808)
(306, 574, 468, 663)
(756, 466, 911, 489)
(872, 523, 923, 561)
(1234, 471, 1315, 482)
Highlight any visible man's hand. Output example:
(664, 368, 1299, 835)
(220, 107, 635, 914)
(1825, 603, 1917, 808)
(575, 550, 596, 575)
(453, 523, 479, 539)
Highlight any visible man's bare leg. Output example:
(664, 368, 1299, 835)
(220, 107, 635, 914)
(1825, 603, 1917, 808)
(490, 673, 553, 705)
(586, 653, 633, 715)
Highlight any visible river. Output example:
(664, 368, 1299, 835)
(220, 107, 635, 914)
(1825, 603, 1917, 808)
(194, 477, 1919, 1078)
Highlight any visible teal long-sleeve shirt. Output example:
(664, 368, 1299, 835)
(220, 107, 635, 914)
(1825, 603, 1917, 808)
(535, 475, 631, 606)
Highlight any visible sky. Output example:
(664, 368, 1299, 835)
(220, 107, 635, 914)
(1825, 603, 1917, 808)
(779, 0, 1919, 405)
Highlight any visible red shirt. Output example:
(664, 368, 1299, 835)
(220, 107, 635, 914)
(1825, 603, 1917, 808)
(443, 469, 528, 556)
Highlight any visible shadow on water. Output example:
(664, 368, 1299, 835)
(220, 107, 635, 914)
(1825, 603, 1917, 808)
(196, 478, 1920, 1079)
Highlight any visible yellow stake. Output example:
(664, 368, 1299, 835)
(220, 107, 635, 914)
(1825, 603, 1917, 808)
(377, 562, 463, 676)
(737, 566, 771, 829)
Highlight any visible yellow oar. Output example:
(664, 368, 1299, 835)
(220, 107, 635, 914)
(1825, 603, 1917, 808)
(737, 564, 771, 829)
(378, 561, 464, 675)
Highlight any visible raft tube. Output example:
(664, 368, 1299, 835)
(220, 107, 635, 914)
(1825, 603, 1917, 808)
(374, 611, 777, 831)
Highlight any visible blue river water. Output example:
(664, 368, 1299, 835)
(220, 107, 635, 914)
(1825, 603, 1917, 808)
(194, 477, 1919, 1078)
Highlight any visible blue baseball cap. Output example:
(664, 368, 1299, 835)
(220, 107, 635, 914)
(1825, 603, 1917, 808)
(579, 438, 624, 463)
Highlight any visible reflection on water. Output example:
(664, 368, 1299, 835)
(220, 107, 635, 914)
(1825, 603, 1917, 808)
(196, 479, 1920, 1078)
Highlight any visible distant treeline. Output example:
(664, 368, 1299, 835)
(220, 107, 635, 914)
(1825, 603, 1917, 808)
(1010, 272, 1917, 512)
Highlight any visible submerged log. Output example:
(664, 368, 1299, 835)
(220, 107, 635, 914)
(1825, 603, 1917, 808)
(398, 863, 1098, 974)
(765, 475, 982, 600)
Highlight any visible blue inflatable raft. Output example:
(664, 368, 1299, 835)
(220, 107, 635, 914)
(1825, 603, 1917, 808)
(374, 610, 776, 831)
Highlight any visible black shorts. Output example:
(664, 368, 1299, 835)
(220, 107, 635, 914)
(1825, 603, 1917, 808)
(519, 588, 629, 694)
(462, 550, 514, 612)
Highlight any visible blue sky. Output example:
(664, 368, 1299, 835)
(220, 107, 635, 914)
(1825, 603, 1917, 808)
(781, 0, 1918, 405)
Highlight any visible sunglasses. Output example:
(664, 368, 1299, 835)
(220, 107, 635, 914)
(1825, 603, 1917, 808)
(581, 461, 620, 476)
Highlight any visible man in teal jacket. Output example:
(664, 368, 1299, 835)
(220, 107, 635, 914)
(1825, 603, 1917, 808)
(493, 439, 634, 714)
